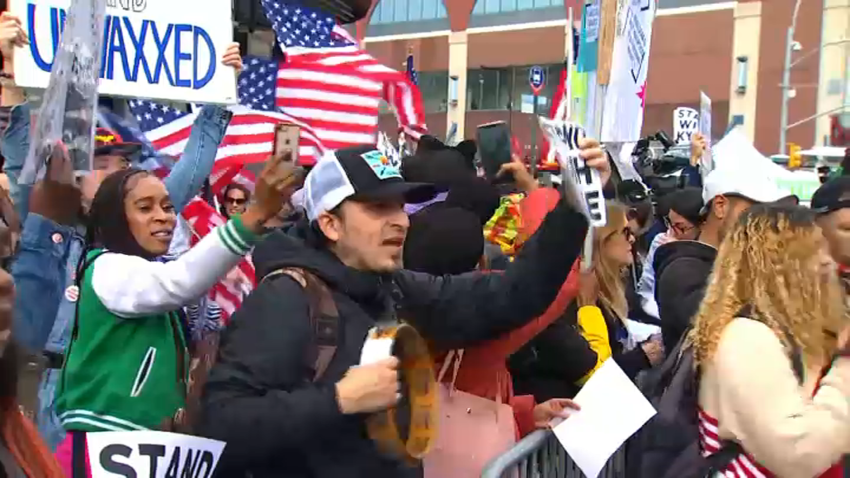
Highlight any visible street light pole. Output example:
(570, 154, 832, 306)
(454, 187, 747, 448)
(779, 0, 803, 155)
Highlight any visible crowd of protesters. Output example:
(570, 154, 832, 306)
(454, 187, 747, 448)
(0, 9, 849, 478)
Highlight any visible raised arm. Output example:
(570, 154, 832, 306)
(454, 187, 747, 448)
(398, 197, 588, 349)
(163, 106, 233, 213)
(90, 217, 257, 317)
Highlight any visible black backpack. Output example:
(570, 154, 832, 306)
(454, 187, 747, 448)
(630, 309, 804, 478)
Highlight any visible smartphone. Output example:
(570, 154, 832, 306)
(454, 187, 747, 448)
(245, 123, 300, 176)
(274, 123, 300, 163)
(476, 121, 512, 183)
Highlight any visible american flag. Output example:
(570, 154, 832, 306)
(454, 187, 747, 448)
(406, 51, 418, 86)
(262, 0, 426, 149)
(182, 197, 255, 323)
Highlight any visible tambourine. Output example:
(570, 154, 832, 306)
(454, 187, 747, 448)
(359, 323, 437, 464)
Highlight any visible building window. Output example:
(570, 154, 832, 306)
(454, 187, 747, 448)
(465, 64, 562, 112)
(419, 72, 449, 114)
(472, 0, 557, 15)
(370, 0, 448, 25)
(469, 0, 563, 28)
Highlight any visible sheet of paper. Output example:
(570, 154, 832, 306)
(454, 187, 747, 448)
(550, 359, 656, 478)
(88, 431, 226, 478)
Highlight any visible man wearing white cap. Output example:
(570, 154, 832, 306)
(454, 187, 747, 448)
(653, 167, 793, 352)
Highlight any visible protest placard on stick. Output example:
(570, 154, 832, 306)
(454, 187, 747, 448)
(19, 0, 107, 185)
(87, 431, 226, 478)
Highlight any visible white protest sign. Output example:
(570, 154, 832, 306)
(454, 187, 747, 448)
(699, 91, 713, 175)
(601, 0, 656, 142)
(11, 0, 237, 104)
(585, 0, 600, 43)
(673, 107, 699, 145)
(87, 431, 226, 478)
(539, 117, 606, 227)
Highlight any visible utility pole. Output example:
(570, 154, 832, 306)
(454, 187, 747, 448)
(779, 0, 803, 155)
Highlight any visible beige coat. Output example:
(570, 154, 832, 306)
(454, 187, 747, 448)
(700, 318, 850, 477)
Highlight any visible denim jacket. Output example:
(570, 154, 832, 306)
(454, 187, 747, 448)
(2, 103, 233, 354)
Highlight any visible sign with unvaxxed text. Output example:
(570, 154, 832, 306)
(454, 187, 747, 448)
(11, 0, 236, 104)
(87, 431, 226, 478)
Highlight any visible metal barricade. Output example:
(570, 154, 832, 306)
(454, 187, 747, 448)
(481, 429, 627, 478)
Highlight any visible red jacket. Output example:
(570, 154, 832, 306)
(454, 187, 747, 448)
(435, 188, 580, 437)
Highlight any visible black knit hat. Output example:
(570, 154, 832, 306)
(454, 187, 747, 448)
(404, 205, 484, 276)
(663, 187, 704, 225)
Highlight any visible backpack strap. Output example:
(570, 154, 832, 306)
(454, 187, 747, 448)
(705, 440, 744, 473)
(262, 268, 339, 382)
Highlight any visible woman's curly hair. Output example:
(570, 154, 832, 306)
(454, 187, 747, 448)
(689, 203, 844, 367)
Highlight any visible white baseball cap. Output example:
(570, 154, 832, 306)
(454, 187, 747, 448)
(700, 167, 792, 215)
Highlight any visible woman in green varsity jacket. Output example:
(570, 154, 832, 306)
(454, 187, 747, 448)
(53, 153, 301, 477)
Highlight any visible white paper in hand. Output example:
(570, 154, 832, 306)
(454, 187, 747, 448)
(550, 360, 656, 478)
(87, 431, 226, 478)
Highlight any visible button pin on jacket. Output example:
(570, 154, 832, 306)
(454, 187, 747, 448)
(64, 285, 79, 303)
(51, 233, 63, 244)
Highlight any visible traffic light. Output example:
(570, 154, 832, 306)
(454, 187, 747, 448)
(787, 143, 802, 169)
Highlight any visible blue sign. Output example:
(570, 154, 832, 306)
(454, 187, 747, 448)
(529, 66, 546, 94)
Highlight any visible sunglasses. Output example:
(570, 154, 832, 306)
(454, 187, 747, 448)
(224, 197, 247, 205)
(606, 226, 634, 242)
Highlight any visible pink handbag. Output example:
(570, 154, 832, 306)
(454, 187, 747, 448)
(423, 350, 517, 478)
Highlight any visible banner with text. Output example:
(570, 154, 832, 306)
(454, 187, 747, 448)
(600, 0, 656, 142)
(673, 107, 699, 145)
(87, 431, 226, 478)
(11, 0, 236, 104)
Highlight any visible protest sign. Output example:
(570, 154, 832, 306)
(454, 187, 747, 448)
(699, 91, 713, 175)
(539, 117, 606, 227)
(87, 431, 226, 478)
(600, 0, 656, 142)
(673, 107, 699, 145)
(18, 0, 107, 185)
(11, 0, 236, 104)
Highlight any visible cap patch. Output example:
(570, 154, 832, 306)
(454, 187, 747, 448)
(360, 150, 401, 180)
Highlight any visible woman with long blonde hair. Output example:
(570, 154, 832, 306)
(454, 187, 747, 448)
(511, 202, 664, 401)
(691, 203, 849, 478)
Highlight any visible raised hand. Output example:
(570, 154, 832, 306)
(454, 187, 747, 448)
(241, 152, 305, 232)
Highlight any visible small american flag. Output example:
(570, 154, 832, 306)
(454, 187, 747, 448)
(406, 51, 418, 86)
(262, 0, 426, 149)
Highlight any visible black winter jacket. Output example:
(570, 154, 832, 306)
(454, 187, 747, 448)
(653, 240, 717, 352)
(199, 200, 588, 478)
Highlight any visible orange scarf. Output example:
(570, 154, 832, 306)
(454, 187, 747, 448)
(2, 405, 64, 478)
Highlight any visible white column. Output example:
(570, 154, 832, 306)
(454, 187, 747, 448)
(728, 1, 763, 142)
(816, 0, 850, 145)
(447, 31, 468, 140)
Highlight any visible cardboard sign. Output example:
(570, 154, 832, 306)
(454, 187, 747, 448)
(539, 117, 606, 227)
(673, 107, 699, 145)
(87, 431, 226, 478)
(11, 0, 236, 104)
(699, 91, 713, 175)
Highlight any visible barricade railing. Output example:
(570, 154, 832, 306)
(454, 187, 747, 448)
(481, 429, 627, 478)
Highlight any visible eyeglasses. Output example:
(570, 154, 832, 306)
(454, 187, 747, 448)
(224, 197, 247, 205)
(606, 226, 634, 242)
(664, 217, 695, 235)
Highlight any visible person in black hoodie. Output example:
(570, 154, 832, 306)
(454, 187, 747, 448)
(200, 142, 607, 478)
(653, 167, 790, 352)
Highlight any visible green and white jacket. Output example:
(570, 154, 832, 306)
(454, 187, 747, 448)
(55, 217, 257, 432)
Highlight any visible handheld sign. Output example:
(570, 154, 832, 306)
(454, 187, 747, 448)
(539, 117, 605, 272)
(673, 107, 699, 145)
(87, 431, 226, 478)
(12, 0, 236, 105)
(529, 65, 546, 95)
(19, 0, 108, 185)
(539, 117, 606, 227)
(699, 91, 713, 175)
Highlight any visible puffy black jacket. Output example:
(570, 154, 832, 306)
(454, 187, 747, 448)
(199, 200, 588, 478)
(653, 240, 717, 352)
